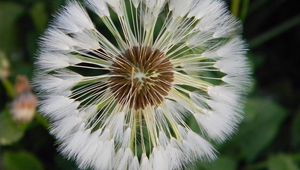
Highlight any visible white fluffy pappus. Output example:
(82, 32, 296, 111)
(35, 0, 252, 169)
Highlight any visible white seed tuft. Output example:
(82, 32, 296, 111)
(86, 0, 110, 17)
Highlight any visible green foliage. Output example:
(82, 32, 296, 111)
(206, 157, 237, 170)
(187, 156, 237, 170)
(268, 154, 299, 170)
(54, 155, 79, 170)
(3, 151, 44, 170)
(231, 98, 288, 162)
(291, 111, 300, 149)
(188, 156, 238, 170)
(0, 111, 26, 146)
(0, 2, 24, 53)
(30, 2, 48, 33)
(35, 113, 49, 129)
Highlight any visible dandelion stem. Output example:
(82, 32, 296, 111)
(240, 0, 250, 22)
(250, 14, 300, 48)
(231, 0, 241, 17)
(1, 78, 15, 98)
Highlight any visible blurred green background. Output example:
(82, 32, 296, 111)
(0, 0, 299, 169)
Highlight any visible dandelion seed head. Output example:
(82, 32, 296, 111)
(109, 46, 174, 110)
(34, 0, 252, 169)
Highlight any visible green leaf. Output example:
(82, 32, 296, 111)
(205, 156, 237, 170)
(35, 113, 49, 129)
(0, 2, 24, 53)
(186, 156, 237, 170)
(230, 98, 287, 162)
(3, 151, 44, 170)
(291, 111, 300, 149)
(268, 154, 299, 170)
(54, 155, 79, 170)
(0, 111, 25, 145)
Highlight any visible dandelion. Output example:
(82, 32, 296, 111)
(34, 0, 251, 169)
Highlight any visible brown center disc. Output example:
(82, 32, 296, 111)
(109, 46, 174, 110)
